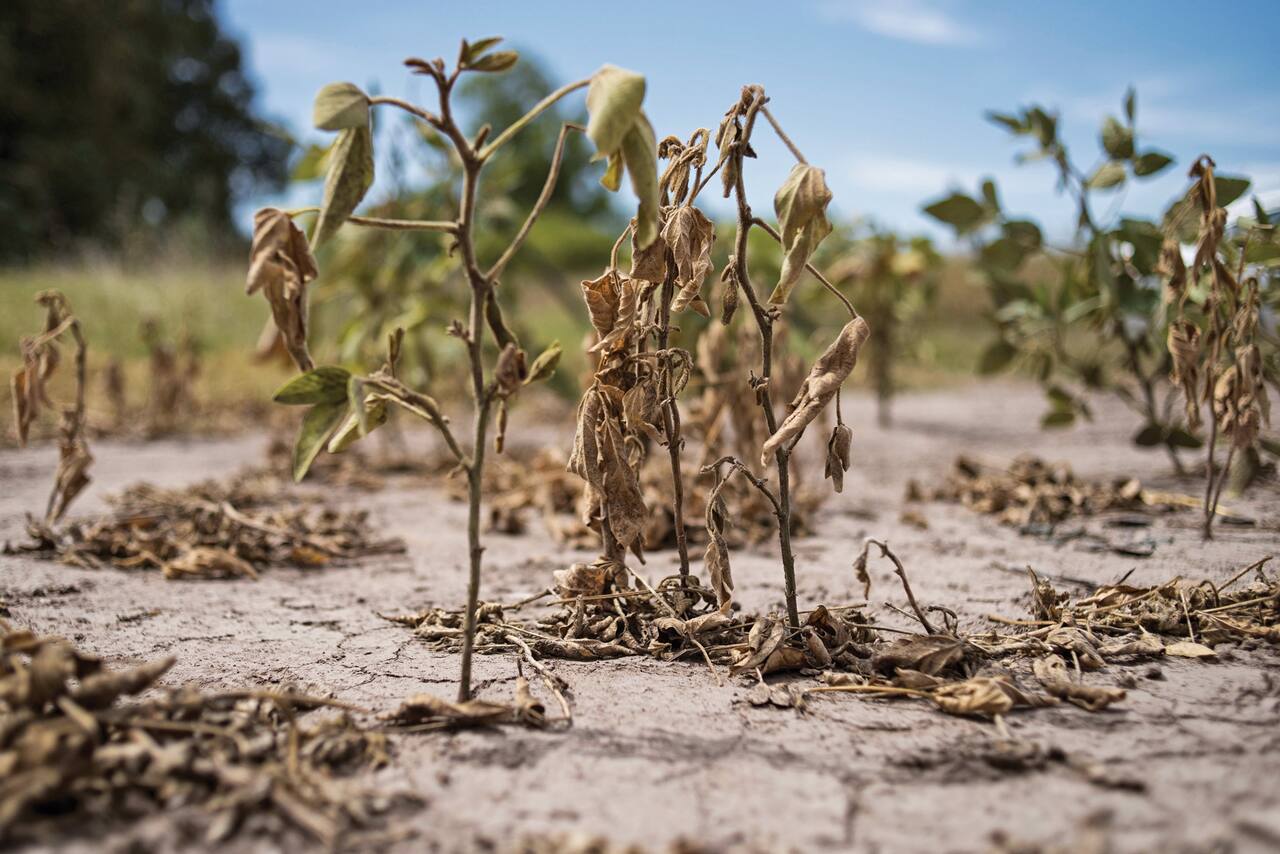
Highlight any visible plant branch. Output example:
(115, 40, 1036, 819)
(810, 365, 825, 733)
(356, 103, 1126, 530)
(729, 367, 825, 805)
(478, 78, 591, 160)
(700, 456, 782, 516)
(760, 105, 807, 164)
(863, 538, 937, 635)
(286, 208, 457, 233)
(486, 122, 585, 281)
(750, 217, 858, 319)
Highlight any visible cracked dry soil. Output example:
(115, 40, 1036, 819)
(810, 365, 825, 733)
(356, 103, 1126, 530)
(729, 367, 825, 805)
(2, 381, 1279, 853)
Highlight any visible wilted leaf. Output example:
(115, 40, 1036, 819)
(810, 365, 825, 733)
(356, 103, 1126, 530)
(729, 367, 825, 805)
(621, 115, 660, 249)
(932, 677, 1014, 718)
(314, 125, 374, 249)
(246, 208, 320, 372)
(293, 401, 349, 482)
(1133, 150, 1174, 177)
(312, 82, 370, 131)
(585, 65, 646, 158)
(1032, 656, 1125, 711)
(664, 206, 715, 313)
(770, 164, 833, 305)
(1165, 641, 1216, 659)
(629, 228, 667, 282)
(525, 341, 562, 384)
(871, 635, 966, 677)
(824, 423, 853, 493)
(762, 317, 870, 466)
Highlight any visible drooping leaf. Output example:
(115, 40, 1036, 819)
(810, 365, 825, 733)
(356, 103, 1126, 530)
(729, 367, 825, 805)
(1086, 161, 1126, 190)
(978, 339, 1016, 375)
(761, 318, 869, 465)
(292, 401, 348, 481)
(620, 114, 660, 248)
(273, 366, 352, 405)
(525, 341, 562, 384)
(769, 163, 834, 305)
(314, 126, 374, 249)
(246, 208, 320, 372)
(585, 65, 646, 159)
(312, 82, 370, 131)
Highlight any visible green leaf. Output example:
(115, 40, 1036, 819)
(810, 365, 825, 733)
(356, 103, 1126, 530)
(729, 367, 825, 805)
(981, 179, 1000, 212)
(769, 163, 834, 305)
(1124, 87, 1136, 124)
(313, 82, 370, 131)
(1132, 150, 1173, 177)
(1041, 409, 1075, 428)
(293, 401, 348, 481)
(1132, 423, 1164, 447)
(978, 339, 1016, 375)
(461, 36, 503, 64)
(466, 50, 519, 73)
(1002, 219, 1042, 249)
(273, 367, 352, 405)
(1086, 161, 1126, 190)
(981, 237, 1026, 272)
(1253, 197, 1272, 227)
(1167, 427, 1203, 449)
(524, 340, 562, 384)
(585, 65, 646, 160)
(291, 143, 330, 182)
(985, 111, 1025, 134)
(1214, 175, 1251, 207)
(921, 192, 985, 232)
(314, 125, 374, 248)
(1101, 116, 1133, 159)
(620, 114, 660, 249)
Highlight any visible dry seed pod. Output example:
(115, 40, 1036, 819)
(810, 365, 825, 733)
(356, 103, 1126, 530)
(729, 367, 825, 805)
(663, 206, 715, 314)
(246, 208, 320, 372)
(824, 422, 853, 493)
(719, 258, 740, 325)
(494, 344, 527, 398)
(761, 317, 870, 466)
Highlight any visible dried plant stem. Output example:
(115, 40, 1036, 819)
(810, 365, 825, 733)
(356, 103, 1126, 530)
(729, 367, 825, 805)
(729, 88, 800, 627)
(760, 105, 808, 165)
(657, 273, 692, 578)
(285, 208, 457, 233)
(864, 538, 937, 635)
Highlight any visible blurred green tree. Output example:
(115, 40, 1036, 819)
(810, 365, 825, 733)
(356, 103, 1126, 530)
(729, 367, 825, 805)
(0, 0, 289, 261)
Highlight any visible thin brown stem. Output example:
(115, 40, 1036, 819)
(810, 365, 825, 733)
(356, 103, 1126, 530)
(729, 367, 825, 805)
(286, 208, 457, 233)
(657, 270, 691, 578)
(864, 538, 937, 635)
(487, 122, 584, 281)
(750, 217, 857, 319)
(760, 105, 808, 165)
(478, 78, 590, 160)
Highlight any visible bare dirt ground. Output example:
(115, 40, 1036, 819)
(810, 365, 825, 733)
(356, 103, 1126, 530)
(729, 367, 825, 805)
(3, 381, 1279, 854)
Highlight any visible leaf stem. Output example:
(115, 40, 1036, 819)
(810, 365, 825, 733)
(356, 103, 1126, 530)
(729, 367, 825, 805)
(478, 78, 590, 161)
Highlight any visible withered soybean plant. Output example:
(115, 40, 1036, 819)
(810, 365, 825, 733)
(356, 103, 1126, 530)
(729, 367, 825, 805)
(246, 40, 659, 700)
(1164, 156, 1274, 538)
(10, 291, 93, 525)
(707, 87, 866, 627)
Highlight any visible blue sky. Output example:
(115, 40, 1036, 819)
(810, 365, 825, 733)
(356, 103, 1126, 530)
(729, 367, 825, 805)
(221, 0, 1280, 240)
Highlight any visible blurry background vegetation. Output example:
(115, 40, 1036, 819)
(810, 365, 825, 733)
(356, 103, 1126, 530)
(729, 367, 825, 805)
(0, 0, 987, 445)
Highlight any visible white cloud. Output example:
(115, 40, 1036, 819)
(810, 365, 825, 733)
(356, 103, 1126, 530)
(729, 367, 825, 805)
(820, 0, 982, 46)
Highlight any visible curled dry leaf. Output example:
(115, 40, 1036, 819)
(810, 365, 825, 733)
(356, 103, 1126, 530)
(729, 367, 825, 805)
(1164, 640, 1217, 659)
(703, 472, 735, 609)
(494, 343, 528, 398)
(1032, 656, 1125, 712)
(246, 209, 320, 372)
(871, 634, 966, 677)
(1167, 320, 1201, 430)
(824, 423, 853, 493)
(769, 163, 834, 306)
(663, 206, 715, 314)
(931, 677, 1014, 718)
(761, 317, 870, 466)
(629, 226, 667, 283)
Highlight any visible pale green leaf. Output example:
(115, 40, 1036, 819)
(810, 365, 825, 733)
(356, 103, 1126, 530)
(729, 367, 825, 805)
(314, 125, 374, 248)
(293, 401, 348, 481)
(1101, 116, 1133, 159)
(585, 65, 646, 160)
(1086, 161, 1126, 190)
(922, 192, 985, 232)
(1132, 150, 1174, 177)
(467, 50, 518, 73)
(620, 114, 660, 249)
(525, 340, 562, 384)
(313, 82, 370, 131)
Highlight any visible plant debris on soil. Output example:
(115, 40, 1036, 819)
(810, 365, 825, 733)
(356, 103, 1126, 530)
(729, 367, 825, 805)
(389, 545, 1277, 729)
(0, 619, 563, 847)
(5, 468, 404, 579)
(0, 619, 404, 847)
